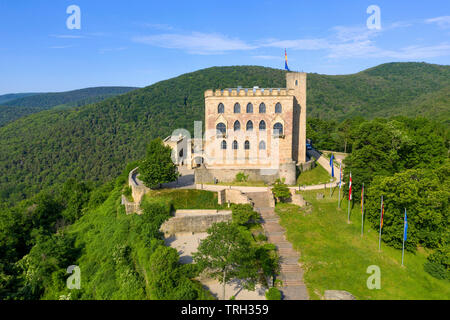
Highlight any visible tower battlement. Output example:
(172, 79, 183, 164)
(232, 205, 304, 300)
(204, 88, 296, 98)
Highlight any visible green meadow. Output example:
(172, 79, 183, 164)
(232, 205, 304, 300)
(276, 189, 450, 300)
(297, 163, 333, 186)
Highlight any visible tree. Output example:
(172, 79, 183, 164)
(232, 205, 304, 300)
(231, 204, 259, 226)
(139, 138, 178, 189)
(193, 222, 259, 300)
(271, 179, 291, 203)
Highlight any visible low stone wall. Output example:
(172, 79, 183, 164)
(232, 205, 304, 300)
(160, 210, 232, 235)
(217, 189, 252, 206)
(121, 195, 142, 215)
(289, 190, 307, 207)
(298, 159, 316, 173)
(129, 167, 149, 205)
(194, 165, 297, 186)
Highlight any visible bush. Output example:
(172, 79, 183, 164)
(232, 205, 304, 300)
(235, 172, 249, 183)
(272, 179, 291, 203)
(265, 287, 282, 300)
(231, 204, 259, 226)
(424, 247, 449, 280)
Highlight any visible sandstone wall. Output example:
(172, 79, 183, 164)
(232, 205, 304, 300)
(160, 210, 232, 235)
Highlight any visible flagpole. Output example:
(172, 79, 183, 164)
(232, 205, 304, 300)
(378, 195, 383, 252)
(338, 162, 342, 209)
(401, 208, 407, 266)
(347, 172, 352, 223)
(361, 183, 364, 237)
(347, 198, 351, 223)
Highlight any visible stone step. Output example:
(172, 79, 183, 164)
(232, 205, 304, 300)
(264, 224, 285, 233)
(275, 242, 293, 249)
(267, 235, 285, 242)
(278, 248, 300, 257)
(282, 280, 305, 286)
(280, 285, 309, 300)
(280, 257, 299, 265)
(281, 265, 302, 273)
(265, 231, 284, 237)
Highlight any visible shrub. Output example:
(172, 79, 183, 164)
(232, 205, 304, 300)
(231, 204, 259, 226)
(272, 179, 291, 203)
(235, 172, 249, 183)
(265, 287, 282, 300)
(424, 247, 449, 280)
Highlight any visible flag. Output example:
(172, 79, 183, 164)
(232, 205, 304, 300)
(348, 173, 352, 201)
(285, 49, 290, 71)
(361, 184, 364, 216)
(330, 154, 335, 178)
(403, 209, 408, 242)
(380, 200, 384, 229)
(339, 162, 342, 189)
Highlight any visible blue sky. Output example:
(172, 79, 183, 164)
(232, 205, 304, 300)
(0, 0, 449, 94)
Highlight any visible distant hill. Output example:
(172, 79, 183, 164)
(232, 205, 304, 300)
(0, 93, 38, 105)
(0, 87, 139, 126)
(0, 62, 448, 204)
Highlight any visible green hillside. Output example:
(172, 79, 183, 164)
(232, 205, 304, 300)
(0, 63, 448, 204)
(0, 87, 139, 126)
(0, 93, 38, 105)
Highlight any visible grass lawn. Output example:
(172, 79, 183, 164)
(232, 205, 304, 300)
(276, 189, 450, 300)
(144, 189, 226, 210)
(297, 163, 333, 186)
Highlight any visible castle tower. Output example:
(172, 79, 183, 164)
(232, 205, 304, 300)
(286, 72, 307, 163)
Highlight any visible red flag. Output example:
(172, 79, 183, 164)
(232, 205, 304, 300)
(349, 173, 352, 201)
(380, 200, 384, 229)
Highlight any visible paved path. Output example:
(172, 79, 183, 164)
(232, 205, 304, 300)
(245, 191, 309, 300)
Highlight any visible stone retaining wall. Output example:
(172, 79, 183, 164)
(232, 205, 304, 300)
(160, 210, 233, 235)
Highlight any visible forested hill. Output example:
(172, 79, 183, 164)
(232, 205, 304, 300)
(0, 87, 139, 126)
(0, 63, 448, 204)
(0, 93, 38, 105)
(2, 87, 139, 108)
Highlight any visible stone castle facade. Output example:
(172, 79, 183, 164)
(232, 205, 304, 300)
(195, 72, 307, 185)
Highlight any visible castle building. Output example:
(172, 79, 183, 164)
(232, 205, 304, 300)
(195, 72, 307, 185)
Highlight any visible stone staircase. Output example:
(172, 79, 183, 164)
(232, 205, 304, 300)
(245, 192, 309, 300)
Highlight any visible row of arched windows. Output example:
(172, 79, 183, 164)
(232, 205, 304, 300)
(218, 103, 282, 114)
(216, 121, 283, 135)
(221, 140, 266, 150)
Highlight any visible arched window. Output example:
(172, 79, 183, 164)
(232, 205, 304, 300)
(259, 141, 266, 150)
(232, 140, 238, 150)
(216, 123, 226, 135)
(221, 140, 227, 150)
(218, 103, 224, 113)
(234, 121, 241, 131)
(273, 123, 284, 135)
(234, 103, 241, 113)
(259, 120, 266, 131)
(259, 103, 266, 113)
(275, 103, 282, 113)
(245, 141, 250, 150)
(246, 103, 253, 113)
(246, 121, 253, 131)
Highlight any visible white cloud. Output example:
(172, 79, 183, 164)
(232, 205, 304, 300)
(50, 34, 85, 39)
(99, 47, 128, 54)
(425, 16, 450, 29)
(132, 32, 256, 54)
(49, 45, 75, 49)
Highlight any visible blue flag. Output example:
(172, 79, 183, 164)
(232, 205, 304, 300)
(285, 49, 290, 71)
(403, 209, 408, 242)
(330, 154, 335, 178)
